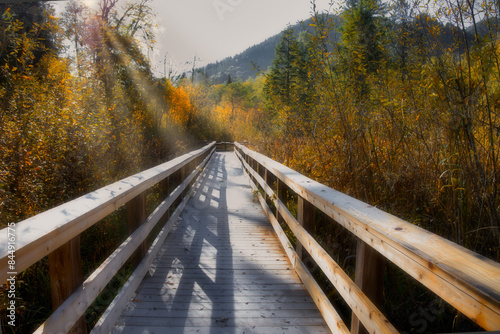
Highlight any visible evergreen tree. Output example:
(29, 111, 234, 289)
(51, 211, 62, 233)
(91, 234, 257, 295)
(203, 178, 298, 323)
(340, 0, 387, 95)
(264, 27, 301, 107)
(263, 27, 320, 137)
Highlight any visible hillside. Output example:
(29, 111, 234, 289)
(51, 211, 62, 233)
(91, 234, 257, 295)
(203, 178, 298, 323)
(198, 13, 492, 85)
(200, 16, 340, 84)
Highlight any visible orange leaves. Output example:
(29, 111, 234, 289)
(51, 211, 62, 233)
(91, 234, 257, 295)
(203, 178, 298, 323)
(162, 80, 193, 128)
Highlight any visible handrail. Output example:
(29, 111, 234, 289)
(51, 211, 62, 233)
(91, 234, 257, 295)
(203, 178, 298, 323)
(234, 142, 500, 333)
(0, 142, 216, 333)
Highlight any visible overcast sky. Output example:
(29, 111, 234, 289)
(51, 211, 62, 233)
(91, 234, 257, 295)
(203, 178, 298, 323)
(147, 0, 336, 75)
(57, 0, 337, 75)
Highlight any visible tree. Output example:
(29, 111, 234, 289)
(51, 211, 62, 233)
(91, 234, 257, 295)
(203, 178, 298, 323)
(0, 2, 58, 68)
(61, 0, 86, 76)
(340, 0, 387, 96)
(264, 27, 316, 136)
(264, 27, 301, 107)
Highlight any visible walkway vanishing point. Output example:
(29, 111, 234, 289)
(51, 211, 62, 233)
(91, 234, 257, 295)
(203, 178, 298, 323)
(113, 152, 331, 333)
(1, 142, 499, 334)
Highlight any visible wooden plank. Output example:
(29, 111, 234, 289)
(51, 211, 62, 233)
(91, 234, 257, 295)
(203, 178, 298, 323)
(48, 237, 86, 334)
(237, 146, 397, 334)
(0, 142, 216, 284)
(236, 143, 500, 330)
(129, 301, 322, 311)
(297, 196, 315, 266)
(127, 192, 147, 265)
(235, 149, 296, 265)
(90, 187, 191, 334)
(154, 259, 292, 267)
(138, 282, 308, 291)
(121, 308, 324, 318)
(35, 149, 215, 334)
(90, 149, 215, 334)
(144, 275, 301, 285)
(113, 325, 330, 334)
(137, 287, 311, 297)
(295, 257, 350, 334)
(132, 293, 318, 304)
(150, 268, 299, 278)
(115, 315, 328, 327)
(112, 152, 331, 333)
(351, 240, 386, 334)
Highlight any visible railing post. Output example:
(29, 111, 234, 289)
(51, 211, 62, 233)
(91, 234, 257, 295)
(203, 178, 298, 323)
(351, 240, 386, 334)
(276, 179, 286, 223)
(264, 169, 274, 205)
(48, 237, 87, 334)
(127, 192, 147, 264)
(297, 196, 315, 268)
(180, 163, 187, 197)
(159, 176, 171, 224)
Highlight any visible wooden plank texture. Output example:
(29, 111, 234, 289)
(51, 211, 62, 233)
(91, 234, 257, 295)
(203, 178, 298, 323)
(235, 143, 500, 331)
(112, 152, 331, 333)
(35, 148, 215, 334)
(0, 142, 215, 284)
(236, 147, 397, 334)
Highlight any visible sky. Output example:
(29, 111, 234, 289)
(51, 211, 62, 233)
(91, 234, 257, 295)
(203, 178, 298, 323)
(146, 0, 336, 75)
(53, 0, 337, 75)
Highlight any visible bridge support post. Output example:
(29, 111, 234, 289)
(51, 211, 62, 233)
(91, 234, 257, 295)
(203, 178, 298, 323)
(351, 240, 386, 334)
(127, 192, 147, 265)
(49, 237, 87, 334)
(297, 197, 315, 269)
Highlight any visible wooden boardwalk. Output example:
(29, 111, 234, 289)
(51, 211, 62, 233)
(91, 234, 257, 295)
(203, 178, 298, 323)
(113, 152, 331, 334)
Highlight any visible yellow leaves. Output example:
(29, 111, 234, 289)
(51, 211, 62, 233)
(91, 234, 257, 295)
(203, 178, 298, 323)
(166, 84, 192, 128)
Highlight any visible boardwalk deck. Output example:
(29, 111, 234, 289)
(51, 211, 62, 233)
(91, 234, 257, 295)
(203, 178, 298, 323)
(113, 152, 331, 334)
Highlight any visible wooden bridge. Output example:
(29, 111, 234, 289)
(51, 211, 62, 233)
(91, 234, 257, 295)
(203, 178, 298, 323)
(1, 142, 500, 333)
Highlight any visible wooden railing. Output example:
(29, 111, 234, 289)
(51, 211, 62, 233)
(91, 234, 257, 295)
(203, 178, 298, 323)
(215, 141, 235, 152)
(0, 142, 216, 334)
(235, 142, 500, 333)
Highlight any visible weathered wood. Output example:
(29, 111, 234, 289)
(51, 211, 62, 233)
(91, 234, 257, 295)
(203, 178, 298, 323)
(48, 237, 86, 334)
(351, 240, 386, 334)
(127, 192, 147, 265)
(276, 178, 287, 224)
(238, 151, 397, 334)
(112, 152, 331, 333)
(91, 182, 192, 334)
(33, 147, 215, 334)
(91, 149, 214, 334)
(159, 177, 170, 225)
(114, 325, 330, 334)
(236, 149, 295, 265)
(295, 256, 350, 334)
(128, 300, 321, 311)
(297, 196, 315, 267)
(238, 155, 348, 334)
(0, 143, 216, 284)
(235, 142, 500, 330)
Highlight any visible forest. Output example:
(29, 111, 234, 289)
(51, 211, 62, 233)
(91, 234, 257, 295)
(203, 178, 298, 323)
(0, 0, 499, 332)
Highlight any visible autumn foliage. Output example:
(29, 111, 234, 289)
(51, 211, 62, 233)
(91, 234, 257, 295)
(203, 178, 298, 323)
(1, 0, 500, 332)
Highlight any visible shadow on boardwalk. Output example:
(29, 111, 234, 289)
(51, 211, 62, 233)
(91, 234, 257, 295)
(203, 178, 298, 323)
(113, 152, 331, 334)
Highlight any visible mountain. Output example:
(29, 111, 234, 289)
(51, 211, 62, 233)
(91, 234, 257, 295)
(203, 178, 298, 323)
(200, 33, 280, 84)
(197, 13, 492, 85)
(199, 15, 340, 84)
